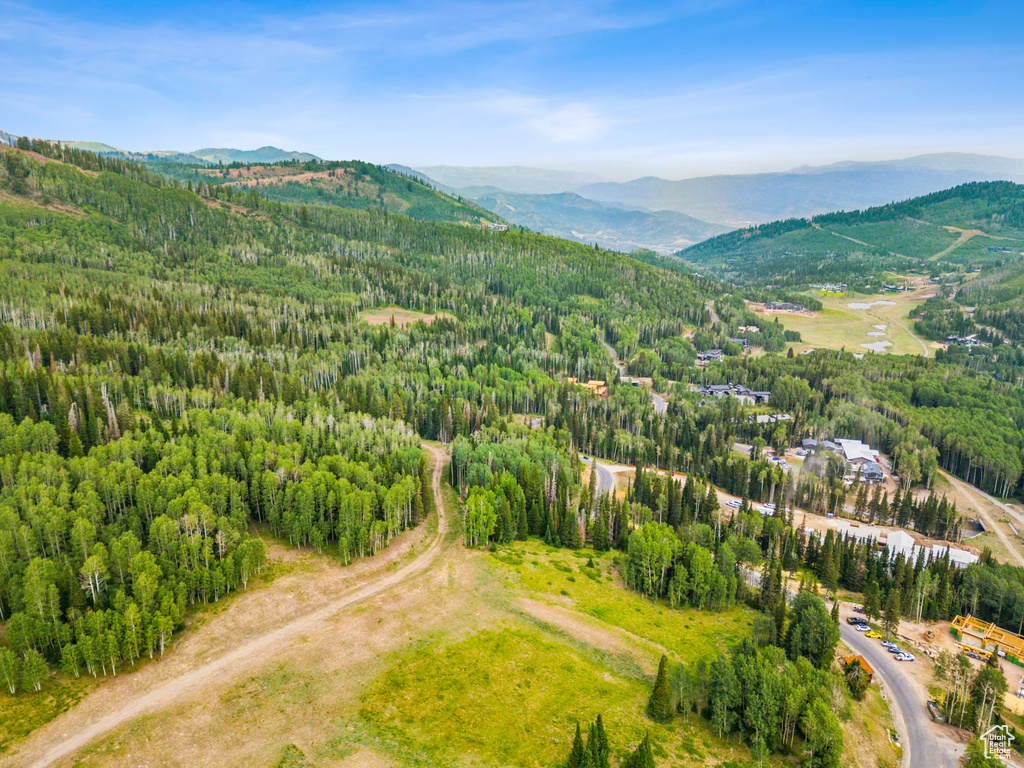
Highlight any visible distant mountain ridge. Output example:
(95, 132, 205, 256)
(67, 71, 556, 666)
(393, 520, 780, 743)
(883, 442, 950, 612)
(465, 189, 729, 252)
(578, 153, 1024, 226)
(59, 139, 320, 166)
(412, 165, 605, 195)
(675, 180, 1024, 289)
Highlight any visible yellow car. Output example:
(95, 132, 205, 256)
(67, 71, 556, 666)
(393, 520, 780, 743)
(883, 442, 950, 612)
(865, 631, 882, 639)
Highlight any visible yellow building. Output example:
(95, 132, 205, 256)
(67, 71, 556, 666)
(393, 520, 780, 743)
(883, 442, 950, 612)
(566, 378, 609, 399)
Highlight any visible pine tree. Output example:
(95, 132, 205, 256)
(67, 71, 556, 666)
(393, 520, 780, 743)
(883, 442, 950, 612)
(884, 587, 901, 640)
(647, 654, 673, 723)
(863, 577, 881, 620)
(831, 600, 840, 625)
(594, 714, 609, 768)
(516, 503, 529, 541)
(623, 733, 655, 768)
(567, 722, 585, 768)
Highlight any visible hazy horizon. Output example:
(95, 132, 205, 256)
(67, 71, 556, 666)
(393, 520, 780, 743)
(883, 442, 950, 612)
(3, 0, 1023, 179)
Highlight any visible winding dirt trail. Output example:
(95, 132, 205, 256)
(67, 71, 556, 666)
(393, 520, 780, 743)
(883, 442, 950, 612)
(13, 443, 452, 768)
(941, 470, 1024, 567)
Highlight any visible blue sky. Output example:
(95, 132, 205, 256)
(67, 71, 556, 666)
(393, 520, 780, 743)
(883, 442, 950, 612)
(1, 0, 1022, 179)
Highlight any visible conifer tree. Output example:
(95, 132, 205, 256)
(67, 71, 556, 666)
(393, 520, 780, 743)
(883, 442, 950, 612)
(647, 654, 673, 723)
(884, 588, 901, 640)
(623, 733, 655, 768)
(567, 722, 585, 768)
(863, 577, 881, 621)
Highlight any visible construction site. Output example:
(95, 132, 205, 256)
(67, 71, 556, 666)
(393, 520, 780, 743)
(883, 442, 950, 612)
(950, 615, 1024, 665)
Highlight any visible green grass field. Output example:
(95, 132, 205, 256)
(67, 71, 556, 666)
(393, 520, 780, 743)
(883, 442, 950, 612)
(358, 538, 772, 768)
(779, 290, 932, 357)
(494, 540, 754, 665)
(0, 675, 97, 754)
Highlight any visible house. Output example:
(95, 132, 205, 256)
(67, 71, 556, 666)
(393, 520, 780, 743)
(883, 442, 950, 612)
(697, 383, 769, 405)
(753, 413, 793, 425)
(819, 440, 839, 453)
(802, 438, 818, 450)
(843, 655, 874, 683)
(696, 349, 725, 363)
(765, 301, 805, 312)
(858, 461, 885, 484)
(484, 222, 508, 232)
(729, 337, 750, 348)
(566, 377, 608, 399)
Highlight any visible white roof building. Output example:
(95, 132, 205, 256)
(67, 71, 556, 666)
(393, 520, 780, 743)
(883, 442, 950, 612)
(884, 529, 978, 568)
(837, 439, 880, 464)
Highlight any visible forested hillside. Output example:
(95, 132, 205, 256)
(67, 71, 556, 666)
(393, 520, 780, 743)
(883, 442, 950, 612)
(148, 156, 503, 226)
(677, 181, 1024, 290)
(0, 139, 718, 686)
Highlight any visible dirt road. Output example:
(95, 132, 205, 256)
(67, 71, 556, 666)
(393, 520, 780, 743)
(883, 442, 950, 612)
(14, 443, 452, 768)
(941, 471, 1024, 567)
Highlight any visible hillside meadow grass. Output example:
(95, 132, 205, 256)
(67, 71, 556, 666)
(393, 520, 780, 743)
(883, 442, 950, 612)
(358, 538, 773, 768)
(780, 290, 931, 357)
(491, 539, 754, 664)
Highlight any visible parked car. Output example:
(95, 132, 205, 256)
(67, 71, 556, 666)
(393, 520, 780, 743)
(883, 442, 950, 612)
(881, 641, 897, 649)
(726, 500, 741, 508)
(854, 606, 864, 613)
(896, 653, 915, 662)
(855, 624, 870, 632)
(888, 646, 901, 653)
(866, 631, 882, 639)
(847, 617, 865, 625)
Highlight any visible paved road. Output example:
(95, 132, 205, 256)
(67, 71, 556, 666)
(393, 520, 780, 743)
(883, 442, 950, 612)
(582, 455, 616, 496)
(839, 617, 962, 768)
(651, 391, 667, 415)
(602, 341, 627, 376)
(744, 568, 963, 768)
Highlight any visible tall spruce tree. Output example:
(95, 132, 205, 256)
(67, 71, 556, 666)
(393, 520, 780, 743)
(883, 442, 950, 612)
(647, 654, 673, 723)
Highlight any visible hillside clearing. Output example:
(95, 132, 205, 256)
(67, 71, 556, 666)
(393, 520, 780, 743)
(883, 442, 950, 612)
(357, 306, 452, 327)
(776, 289, 933, 356)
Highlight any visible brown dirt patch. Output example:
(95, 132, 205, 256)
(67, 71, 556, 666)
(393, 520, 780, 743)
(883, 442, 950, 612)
(358, 307, 451, 327)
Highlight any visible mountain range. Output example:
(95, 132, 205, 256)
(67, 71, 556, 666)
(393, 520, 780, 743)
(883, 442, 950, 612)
(463, 188, 729, 252)
(62, 141, 320, 166)
(9, 126, 1024, 255)
(408, 153, 1024, 252)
